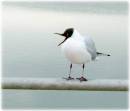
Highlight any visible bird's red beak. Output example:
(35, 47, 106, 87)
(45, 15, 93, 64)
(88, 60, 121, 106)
(54, 33, 67, 46)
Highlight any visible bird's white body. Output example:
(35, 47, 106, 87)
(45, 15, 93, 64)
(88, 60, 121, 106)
(55, 28, 109, 81)
(61, 30, 92, 64)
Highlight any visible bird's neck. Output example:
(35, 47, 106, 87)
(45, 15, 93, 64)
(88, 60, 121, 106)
(71, 30, 84, 40)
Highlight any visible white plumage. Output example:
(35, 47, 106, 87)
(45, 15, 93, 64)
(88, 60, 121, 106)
(61, 29, 96, 64)
(55, 28, 110, 81)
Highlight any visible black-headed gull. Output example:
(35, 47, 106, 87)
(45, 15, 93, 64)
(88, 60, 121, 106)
(54, 28, 110, 81)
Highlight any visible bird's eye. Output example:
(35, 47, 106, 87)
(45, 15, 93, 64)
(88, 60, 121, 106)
(67, 33, 69, 37)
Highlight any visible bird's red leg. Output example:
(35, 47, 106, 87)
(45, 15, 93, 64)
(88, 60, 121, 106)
(63, 63, 74, 80)
(76, 64, 87, 82)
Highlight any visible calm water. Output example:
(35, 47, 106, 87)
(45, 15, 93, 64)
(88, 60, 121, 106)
(2, 2, 128, 109)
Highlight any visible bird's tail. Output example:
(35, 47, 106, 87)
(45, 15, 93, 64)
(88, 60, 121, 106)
(96, 52, 110, 56)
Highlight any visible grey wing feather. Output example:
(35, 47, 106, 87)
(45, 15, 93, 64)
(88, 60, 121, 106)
(84, 35, 97, 60)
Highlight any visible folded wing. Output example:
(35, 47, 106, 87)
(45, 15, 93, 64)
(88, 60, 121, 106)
(84, 35, 97, 60)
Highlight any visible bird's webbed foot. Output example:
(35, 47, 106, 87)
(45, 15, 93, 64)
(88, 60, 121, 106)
(63, 76, 74, 80)
(76, 76, 88, 82)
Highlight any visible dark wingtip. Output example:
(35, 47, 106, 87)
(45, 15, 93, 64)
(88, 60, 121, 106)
(107, 54, 111, 56)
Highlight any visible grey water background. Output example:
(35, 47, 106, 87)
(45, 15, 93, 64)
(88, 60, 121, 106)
(2, 2, 128, 109)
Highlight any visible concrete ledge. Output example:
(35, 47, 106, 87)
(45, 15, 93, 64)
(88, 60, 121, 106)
(2, 78, 128, 91)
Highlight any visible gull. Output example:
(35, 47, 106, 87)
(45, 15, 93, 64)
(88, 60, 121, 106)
(54, 28, 110, 81)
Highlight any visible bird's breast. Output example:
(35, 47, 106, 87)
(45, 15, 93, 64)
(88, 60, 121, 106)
(61, 38, 91, 64)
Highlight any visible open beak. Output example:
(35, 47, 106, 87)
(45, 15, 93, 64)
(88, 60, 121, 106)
(54, 33, 63, 36)
(54, 33, 67, 46)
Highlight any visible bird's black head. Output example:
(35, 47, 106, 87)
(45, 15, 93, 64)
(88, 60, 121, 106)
(54, 28, 74, 46)
(62, 28, 74, 38)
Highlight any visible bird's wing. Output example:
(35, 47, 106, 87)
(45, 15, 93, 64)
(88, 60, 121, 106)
(84, 35, 97, 60)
